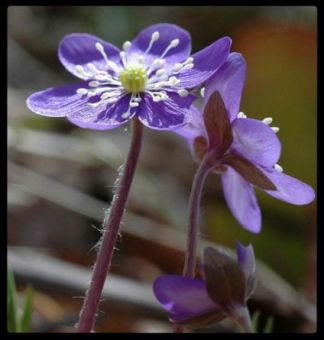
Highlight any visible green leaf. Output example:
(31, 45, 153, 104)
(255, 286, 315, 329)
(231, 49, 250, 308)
(7, 270, 20, 332)
(263, 316, 274, 333)
(20, 286, 33, 332)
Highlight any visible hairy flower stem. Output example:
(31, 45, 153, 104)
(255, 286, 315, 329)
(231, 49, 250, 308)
(77, 118, 143, 333)
(174, 154, 213, 334)
(182, 154, 214, 278)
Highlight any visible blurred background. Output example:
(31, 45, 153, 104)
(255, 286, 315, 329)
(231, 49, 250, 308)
(8, 6, 316, 333)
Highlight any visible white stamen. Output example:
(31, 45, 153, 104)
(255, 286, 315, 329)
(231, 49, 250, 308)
(152, 83, 163, 90)
(180, 63, 194, 72)
(87, 63, 103, 74)
(128, 94, 141, 108)
(95, 74, 110, 81)
(107, 97, 118, 104)
(137, 55, 144, 63)
(123, 41, 132, 51)
(173, 63, 183, 72)
(75, 65, 92, 78)
(237, 112, 247, 118)
(75, 65, 84, 73)
(160, 39, 180, 59)
(87, 101, 102, 108)
(89, 81, 100, 87)
(95, 42, 121, 74)
(95, 42, 105, 53)
(200, 87, 205, 98)
(160, 91, 168, 101)
(274, 164, 283, 172)
(87, 90, 98, 97)
(159, 74, 168, 81)
(76, 88, 88, 95)
(152, 31, 160, 41)
(146, 58, 165, 75)
(156, 69, 165, 77)
(178, 89, 188, 97)
(100, 92, 118, 100)
(185, 57, 194, 64)
(262, 117, 273, 125)
(152, 96, 161, 102)
(122, 111, 131, 119)
(170, 39, 180, 47)
(144, 31, 160, 55)
(153, 58, 165, 67)
(108, 61, 121, 74)
(169, 76, 180, 85)
(272, 127, 280, 133)
(120, 51, 125, 58)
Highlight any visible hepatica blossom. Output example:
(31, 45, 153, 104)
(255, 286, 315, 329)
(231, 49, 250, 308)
(154, 242, 256, 330)
(26, 24, 231, 130)
(175, 53, 315, 233)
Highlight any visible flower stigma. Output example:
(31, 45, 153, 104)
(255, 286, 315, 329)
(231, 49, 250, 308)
(119, 65, 148, 93)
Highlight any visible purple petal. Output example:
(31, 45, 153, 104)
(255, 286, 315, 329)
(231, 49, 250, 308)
(231, 118, 281, 167)
(221, 167, 261, 233)
(204, 53, 246, 121)
(172, 105, 209, 163)
(177, 37, 231, 89)
(173, 105, 205, 142)
(153, 275, 217, 323)
(26, 82, 90, 117)
(261, 167, 315, 205)
(128, 23, 191, 67)
(137, 92, 195, 130)
(67, 93, 135, 130)
(58, 33, 121, 80)
(235, 242, 256, 298)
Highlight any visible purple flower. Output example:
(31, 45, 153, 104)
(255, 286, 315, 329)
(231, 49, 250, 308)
(175, 52, 315, 233)
(153, 242, 256, 329)
(26, 24, 231, 131)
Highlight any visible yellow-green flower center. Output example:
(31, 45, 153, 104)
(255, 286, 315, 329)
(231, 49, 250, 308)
(119, 65, 147, 93)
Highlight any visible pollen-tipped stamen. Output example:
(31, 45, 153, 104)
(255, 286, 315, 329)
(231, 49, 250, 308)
(160, 39, 180, 59)
(237, 112, 247, 118)
(262, 117, 273, 125)
(95, 42, 121, 74)
(144, 31, 160, 55)
(274, 164, 283, 172)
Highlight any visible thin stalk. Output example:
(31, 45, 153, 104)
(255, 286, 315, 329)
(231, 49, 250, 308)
(77, 118, 143, 332)
(174, 154, 213, 334)
(182, 154, 213, 278)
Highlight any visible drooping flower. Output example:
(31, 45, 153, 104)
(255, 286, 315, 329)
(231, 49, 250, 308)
(26, 24, 232, 131)
(174, 52, 315, 233)
(153, 242, 256, 330)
